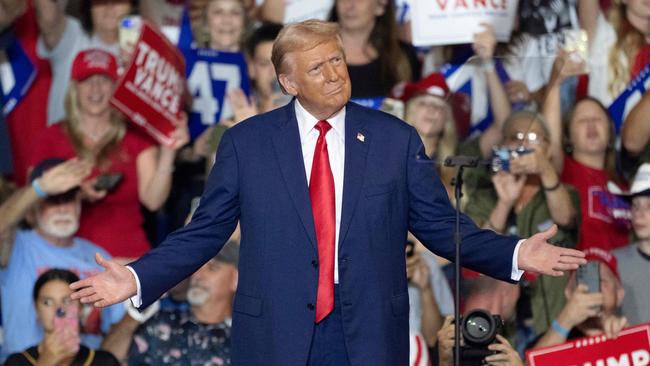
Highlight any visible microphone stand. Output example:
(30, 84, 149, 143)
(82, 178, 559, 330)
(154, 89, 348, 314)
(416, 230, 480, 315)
(443, 155, 481, 366)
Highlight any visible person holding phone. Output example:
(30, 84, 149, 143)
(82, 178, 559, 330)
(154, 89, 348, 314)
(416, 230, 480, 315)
(532, 247, 627, 349)
(465, 110, 579, 338)
(0, 158, 127, 362)
(4, 269, 120, 366)
(29, 49, 188, 263)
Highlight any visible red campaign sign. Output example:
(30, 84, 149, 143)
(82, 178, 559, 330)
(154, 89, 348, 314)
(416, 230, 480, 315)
(526, 323, 650, 366)
(111, 21, 185, 146)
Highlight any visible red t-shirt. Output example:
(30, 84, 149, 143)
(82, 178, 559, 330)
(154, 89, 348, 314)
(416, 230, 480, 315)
(30, 123, 155, 258)
(6, 1, 52, 185)
(561, 156, 630, 251)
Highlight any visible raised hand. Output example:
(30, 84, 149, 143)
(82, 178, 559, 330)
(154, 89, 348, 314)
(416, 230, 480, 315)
(69, 253, 137, 308)
(601, 313, 627, 339)
(472, 23, 497, 61)
(550, 48, 587, 86)
(229, 88, 258, 124)
(79, 179, 108, 203)
(164, 112, 190, 152)
(492, 171, 525, 207)
(406, 252, 431, 291)
(39, 327, 80, 366)
(557, 284, 603, 329)
(505, 80, 531, 104)
(509, 148, 553, 177)
(518, 224, 586, 276)
(39, 158, 92, 196)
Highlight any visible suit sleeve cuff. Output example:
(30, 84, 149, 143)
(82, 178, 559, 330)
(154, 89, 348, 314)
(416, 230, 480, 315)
(510, 239, 525, 281)
(126, 266, 143, 308)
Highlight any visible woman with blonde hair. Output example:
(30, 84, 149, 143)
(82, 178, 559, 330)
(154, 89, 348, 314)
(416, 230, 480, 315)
(579, 0, 650, 105)
(30, 49, 188, 263)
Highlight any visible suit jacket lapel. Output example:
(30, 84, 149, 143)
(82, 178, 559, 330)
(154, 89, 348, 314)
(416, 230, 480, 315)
(339, 103, 369, 247)
(271, 100, 317, 252)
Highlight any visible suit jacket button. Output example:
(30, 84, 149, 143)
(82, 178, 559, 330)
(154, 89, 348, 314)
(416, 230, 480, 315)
(307, 303, 315, 310)
(311, 260, 318, 268)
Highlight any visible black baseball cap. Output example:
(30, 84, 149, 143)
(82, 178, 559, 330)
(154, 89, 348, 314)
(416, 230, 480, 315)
(30, 158, 80, 202)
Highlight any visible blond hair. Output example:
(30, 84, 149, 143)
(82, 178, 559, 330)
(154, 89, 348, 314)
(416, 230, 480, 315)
(64, 81, 126, 169)
(196, 0, 249, 50)
(607, 4, 645, 97)
(404, 96, 458, 203)
(271, 20, 342, 77)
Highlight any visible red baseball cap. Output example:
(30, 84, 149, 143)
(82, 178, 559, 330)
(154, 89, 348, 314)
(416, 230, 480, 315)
(71, 49, 118, 82)
(393, 72, 450, 103)
(583, 247, 620, 281)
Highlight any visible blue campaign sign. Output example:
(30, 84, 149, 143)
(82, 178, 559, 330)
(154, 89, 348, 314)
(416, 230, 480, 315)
(182, 47, 251, 139)
(0, 34, 36, 117)
(608, 63, 650, 134)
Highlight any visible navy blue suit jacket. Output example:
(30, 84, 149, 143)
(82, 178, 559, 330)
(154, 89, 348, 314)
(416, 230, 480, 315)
(130, 100, 519, 365)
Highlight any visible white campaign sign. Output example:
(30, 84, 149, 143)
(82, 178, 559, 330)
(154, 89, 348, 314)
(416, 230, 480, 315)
(283, 0, 334, 24)
(411, 0, 518, 46)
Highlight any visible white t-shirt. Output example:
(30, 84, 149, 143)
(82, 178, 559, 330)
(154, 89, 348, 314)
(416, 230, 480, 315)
(37, 17, 119, 125)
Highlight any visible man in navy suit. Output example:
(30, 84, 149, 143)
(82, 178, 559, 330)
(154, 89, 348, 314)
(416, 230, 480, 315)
(71, 20, 585, 365)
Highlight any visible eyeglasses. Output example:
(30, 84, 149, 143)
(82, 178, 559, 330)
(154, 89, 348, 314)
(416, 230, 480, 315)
(507, 131, 547, 145)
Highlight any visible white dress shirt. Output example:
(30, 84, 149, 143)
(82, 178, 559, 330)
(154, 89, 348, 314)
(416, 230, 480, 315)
(127, 100, 523, 307)
(294, 99, 346, 283)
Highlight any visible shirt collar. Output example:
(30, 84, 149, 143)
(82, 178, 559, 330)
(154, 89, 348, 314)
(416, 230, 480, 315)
(294, 98, 345, 143)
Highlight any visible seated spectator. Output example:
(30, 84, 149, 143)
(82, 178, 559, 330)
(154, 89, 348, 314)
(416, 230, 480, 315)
(611, 163, 650, 325)
(532, 247, 627, 349)
(30, 49, 188, 261)
(102, 241, 239, 365)
(329, 0, 421, 98)
(4, 268, 120, 366)
(0, 158, 125, 361)
(465, 110, 579, 337)
(35, 0, 135, 124)
(436, 315, 524, 366)
(543, 50, 629, 252)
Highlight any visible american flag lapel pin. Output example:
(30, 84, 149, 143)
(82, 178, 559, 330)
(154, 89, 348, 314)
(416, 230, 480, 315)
(357, 132, 365, 142)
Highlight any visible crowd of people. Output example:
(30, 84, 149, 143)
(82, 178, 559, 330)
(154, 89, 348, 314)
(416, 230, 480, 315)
(0, 0, 649, 365)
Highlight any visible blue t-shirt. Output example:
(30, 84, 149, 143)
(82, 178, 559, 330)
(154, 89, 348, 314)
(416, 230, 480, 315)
(0, 230, 126, 361)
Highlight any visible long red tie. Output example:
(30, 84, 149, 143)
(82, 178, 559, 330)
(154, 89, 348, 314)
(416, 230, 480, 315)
(309, 120, 335, 323)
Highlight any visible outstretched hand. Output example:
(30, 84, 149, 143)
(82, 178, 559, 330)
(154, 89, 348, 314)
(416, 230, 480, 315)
(69, 253, 137, 308)
(518, 224, 586, 276)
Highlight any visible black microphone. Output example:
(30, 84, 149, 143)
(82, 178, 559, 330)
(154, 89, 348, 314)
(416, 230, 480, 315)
(443, 155, 490, 168)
